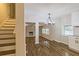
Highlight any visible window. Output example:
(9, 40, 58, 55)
(42, 28, 49, 35)
(64, 25, 73, 36)
(46, 29, 49, 35)
(42, 29, 46, 34)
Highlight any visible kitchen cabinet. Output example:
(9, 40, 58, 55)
(69, 36, 79, 52)
(69, 26, 79, 52)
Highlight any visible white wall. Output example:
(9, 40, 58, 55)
(0, 4, 9, 24)
(72, 11, 79, 26)
(55, 14, 71, 45)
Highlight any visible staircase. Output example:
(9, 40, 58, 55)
(0, 19, 16, 56)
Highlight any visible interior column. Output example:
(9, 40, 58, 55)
(16, 4, 26, 56)
(35, 22, 39, 44)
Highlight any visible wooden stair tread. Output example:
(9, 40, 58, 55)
(0, 49, 15, 56)
(0, 29, 14, 31)
(0, 43, 15, 47)
(0, 28, 14, 30)
(0, 19, 15, 56)
(2, 26, 15, 28)
(2, 53, 15, 56)
(0, 37, 15, 40)
(0, 33, 14, 35)
(4, 23, 15, 25)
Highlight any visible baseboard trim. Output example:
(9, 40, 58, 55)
(41, 36, 68, 45)
(69, 47, 79, 54)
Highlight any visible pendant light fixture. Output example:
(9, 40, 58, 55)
(47, 13, 55, 25)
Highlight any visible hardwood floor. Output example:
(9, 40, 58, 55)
(26, 37, 79, 56)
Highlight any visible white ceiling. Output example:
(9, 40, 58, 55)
(24, 3, 79, 23)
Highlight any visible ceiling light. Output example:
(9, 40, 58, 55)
(46, 13, 55, 25)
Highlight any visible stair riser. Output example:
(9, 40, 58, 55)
(2, 54, 15, 56)
(4, 20, 15, 23)
(0, 39, 15, 44)
(0, 31, 13, 34)
(4, 23, 15, 25)
(0, 33, 13, 35)
(5, 20, 15, 22)
(4, 22, 15, 24)
(2, 26, 15, 28)
(1, 28, 14, 30)
(3, 25, 15, 26)
(0, 35, 15, 38)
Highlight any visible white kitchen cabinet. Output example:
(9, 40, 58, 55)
(69, 26, 79, 52)
(69, 36, 79, 52)
(72, 11, 79, 26)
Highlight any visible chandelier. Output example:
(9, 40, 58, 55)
(46, 13, 55, 24)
